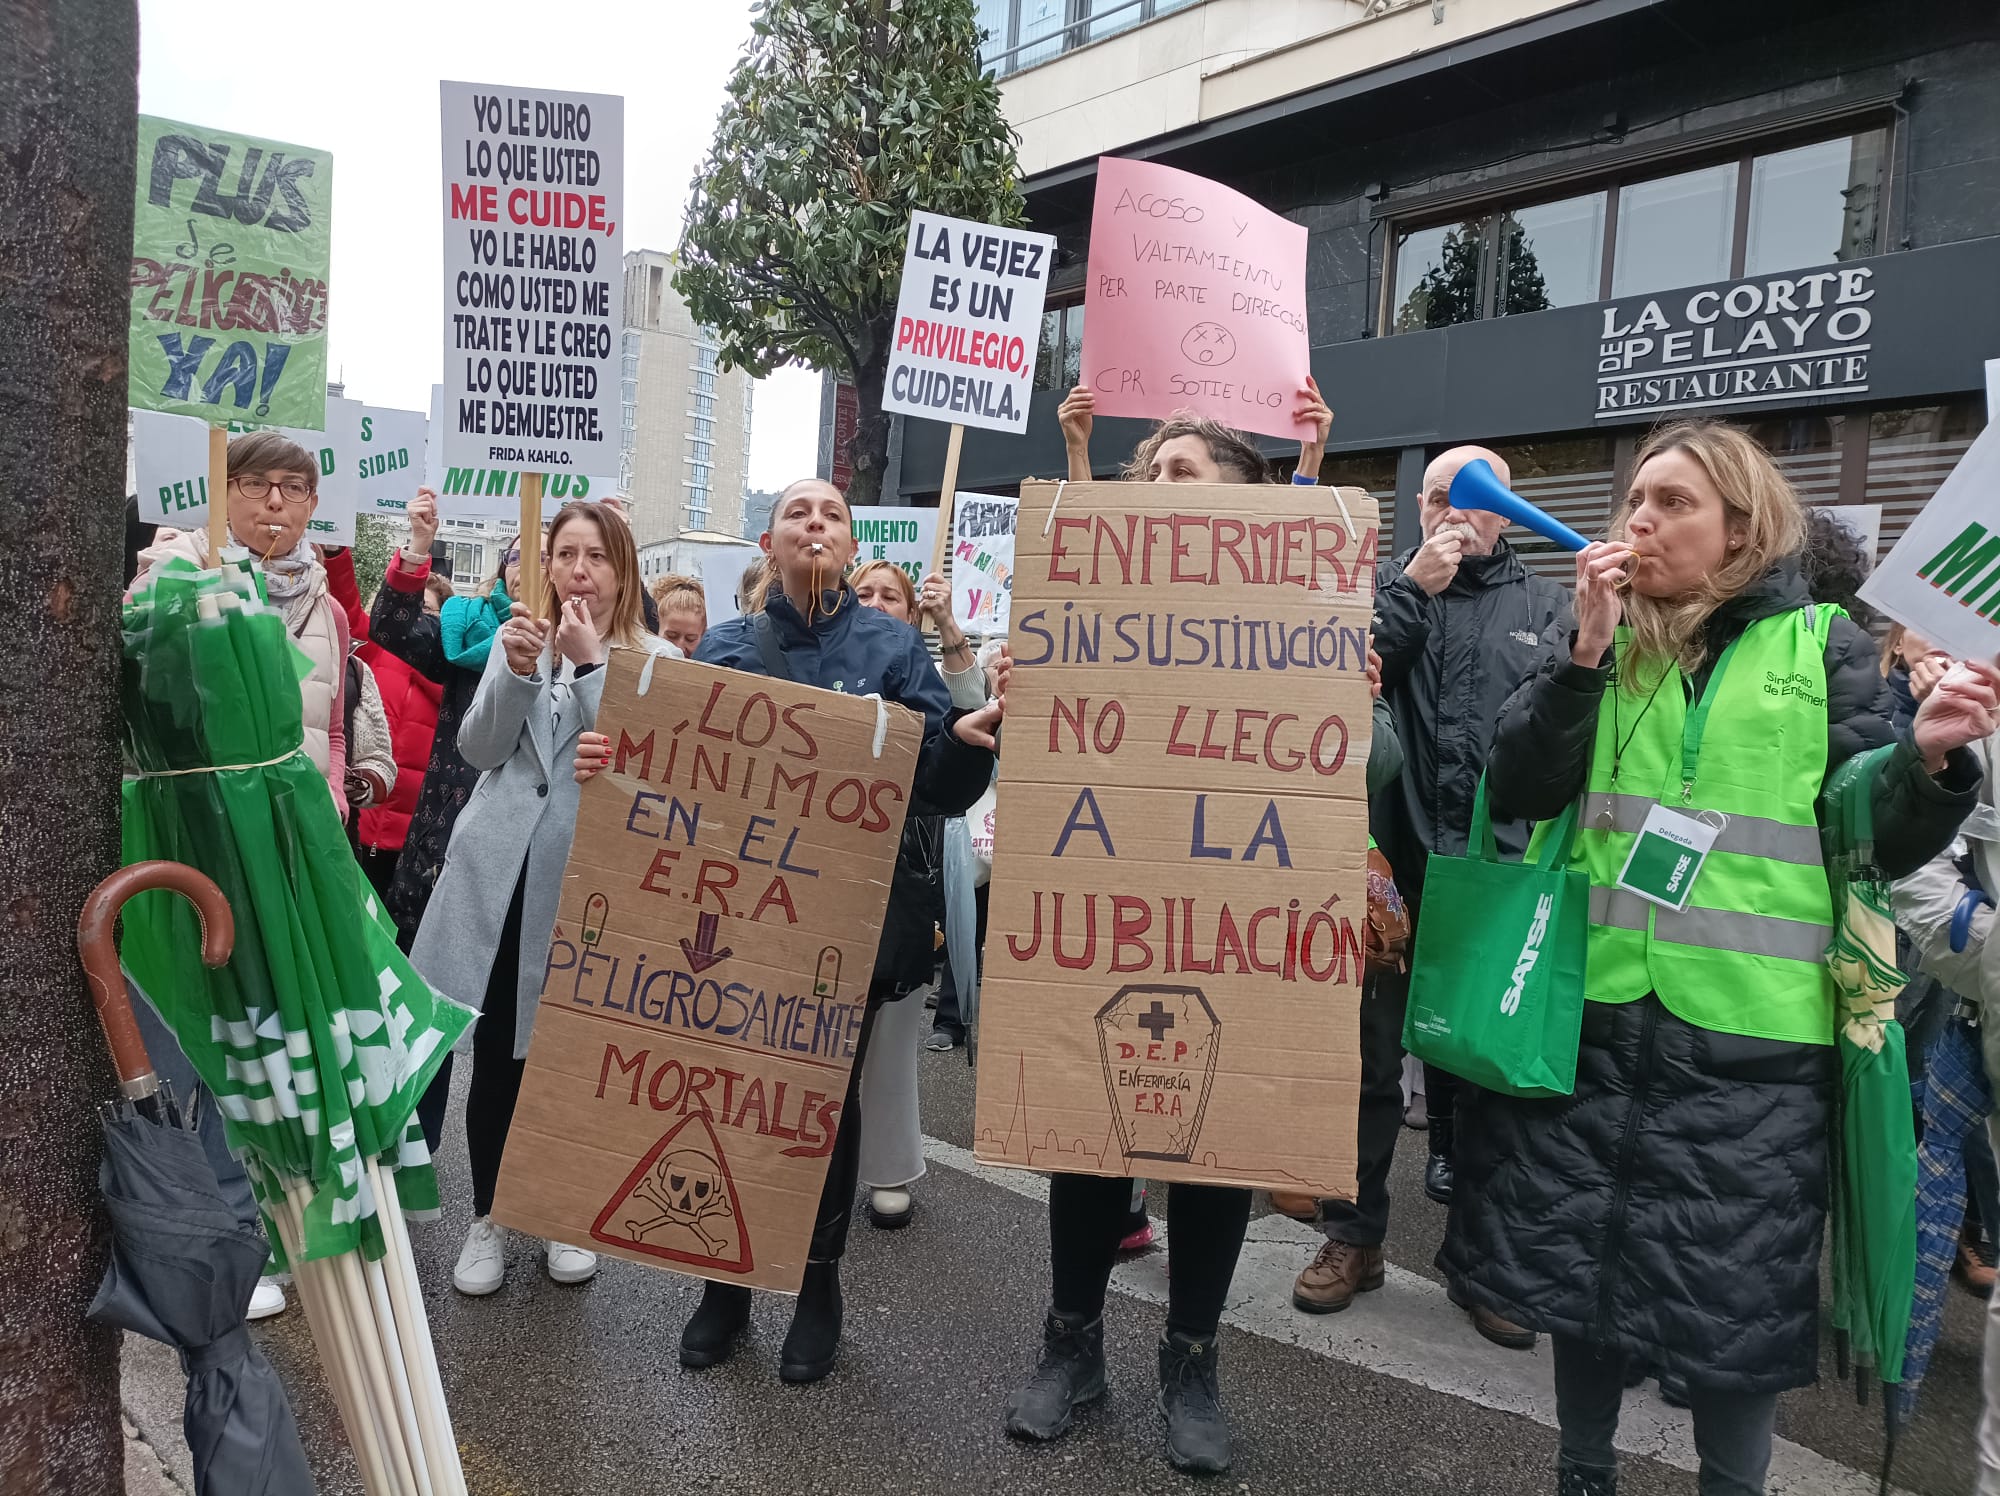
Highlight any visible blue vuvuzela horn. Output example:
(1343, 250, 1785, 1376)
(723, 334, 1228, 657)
(1447, 458, 1591, 553)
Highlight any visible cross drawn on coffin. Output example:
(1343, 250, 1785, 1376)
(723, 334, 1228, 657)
(1096, 984, 1221, 1164)
(590, 1111, 754, 1273)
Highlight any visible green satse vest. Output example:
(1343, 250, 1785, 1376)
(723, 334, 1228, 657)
(1529, 606, 1839, 1046)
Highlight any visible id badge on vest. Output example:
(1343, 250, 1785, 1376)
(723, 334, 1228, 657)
(1616, 806, 1722, 912)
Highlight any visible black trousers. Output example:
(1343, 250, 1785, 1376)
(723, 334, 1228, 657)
(1048, 1175, 1252, 1339)
(1320, 965, 1411, 1246)
(466, 872, 529, 1218)
(807, 977, 893, 1262)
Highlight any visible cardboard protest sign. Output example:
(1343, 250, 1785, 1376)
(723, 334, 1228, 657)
(421, 383, 606, 521)
(1860, 424, 2000, 664)
(440, 82, 623, 474)
(355, 406, 429, 517)
(883, 211, 1054, 434)
(1081, 158, 1311, 443)
(851, 506, 940, 588)
(132, 403, 360, 545)
(973, 481, 1378, 1197)
(128, 117, 332, 431)
(950, 492, 1018, 634)
(493, 651, 923, 1291)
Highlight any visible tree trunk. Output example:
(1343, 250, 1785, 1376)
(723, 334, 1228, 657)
(846, 345, 892, 507)
(0, 4, 139, 1491)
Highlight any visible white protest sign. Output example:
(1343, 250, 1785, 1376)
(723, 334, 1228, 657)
(950, 492, 1017, 633)
(422, 382, 608, 522)
(698, 548, 758, 626)
(440, 82, 623, 474)
(132, 402, 360, 545)
(355, 406, 429, 517)
(850, 506, 939, 587)
(883, 210, 1054, 434)
(1859, 424, 2000, 663)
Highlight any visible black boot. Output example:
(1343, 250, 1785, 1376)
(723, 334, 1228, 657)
(1003, 1309, 1106, 1441)
(778, 1259, 843, 1384)
(679, 1281, 751, 1369)
(1424, 1115, 1456, 1204)
(1157, 1329, 1231, 1474)
(1556, 1456, 1617, 1495)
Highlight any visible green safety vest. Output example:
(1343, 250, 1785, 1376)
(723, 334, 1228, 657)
(1529, 606, 1839, 1046)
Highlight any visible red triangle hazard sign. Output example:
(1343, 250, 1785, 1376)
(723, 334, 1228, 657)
(590, 1112, 754, 1274)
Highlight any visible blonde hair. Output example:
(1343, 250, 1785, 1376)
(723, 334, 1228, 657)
(1122, 414, 1271, 484)
(1611, 420, 1805, 679)
(738, 557, 772, 614)
(847, 560, 917, 617)
(543, 502, 648, 650)
(650, 571, 707, 617)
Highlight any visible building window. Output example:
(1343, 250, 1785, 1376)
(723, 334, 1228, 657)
(1865, 398, 1985, 558)
(1034, 301, 1086, 390)
(688, 439, 713, 464)
(687, 461, 713, 489)
(1319, 450, 1399, 545)
(692, 415, 714, 439)
(982, 0, 1197, 78)
(693, 393, 715, 419)
(1386, 126, 1889, 333)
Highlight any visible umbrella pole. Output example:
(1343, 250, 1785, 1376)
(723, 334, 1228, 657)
(273, 1192, 398, 1496)
(371, 1159, 466, 1495)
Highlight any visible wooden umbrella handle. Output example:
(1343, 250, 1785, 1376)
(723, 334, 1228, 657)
(77, 861, 236, 1098)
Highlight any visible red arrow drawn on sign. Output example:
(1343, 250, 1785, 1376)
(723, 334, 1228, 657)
(679, 911, 733, 974)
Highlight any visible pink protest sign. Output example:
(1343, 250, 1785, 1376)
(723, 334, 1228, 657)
(1081, 158, 1312, 443)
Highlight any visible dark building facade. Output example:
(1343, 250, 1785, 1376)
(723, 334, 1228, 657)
(903, 0, 1998, 579)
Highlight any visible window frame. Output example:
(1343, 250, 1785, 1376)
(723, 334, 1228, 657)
(1379, 115, 1895, 337)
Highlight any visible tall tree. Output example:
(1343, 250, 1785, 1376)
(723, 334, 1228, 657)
(676, 0, 1025, 505)
(0, 2, 139, 1488)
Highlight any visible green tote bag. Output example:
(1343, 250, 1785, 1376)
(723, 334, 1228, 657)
(1401, 778, 1590, 1098)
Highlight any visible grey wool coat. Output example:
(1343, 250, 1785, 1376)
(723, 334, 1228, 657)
(408, 636, 678, 1058)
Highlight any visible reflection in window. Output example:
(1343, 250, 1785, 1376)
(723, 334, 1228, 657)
(1033, 303, 1088, 390)
(1392, 218, 1490, 332)
(1611, 163, 1738, 299)
(1744, 413, 1845, 506)
(1866, 399, 1987, 556)
(1491, 436, 1617, 583)
(1015, 0, 1066, 69)
(972, 0, 1012, 66)
(1744, 132, 1885, 276)
(1497, 194, 1606, 314)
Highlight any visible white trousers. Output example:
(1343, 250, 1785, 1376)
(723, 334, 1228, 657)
(857, 988, 928, 1191)
(1982, 1115, 2000, 1495)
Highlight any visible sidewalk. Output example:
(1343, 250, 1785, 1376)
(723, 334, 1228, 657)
(121, 1333, 194, 1495)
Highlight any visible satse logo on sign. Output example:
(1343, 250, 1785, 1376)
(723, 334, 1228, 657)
(1500, 894, 1556, 1017)
(1595, 266, 1874, 419)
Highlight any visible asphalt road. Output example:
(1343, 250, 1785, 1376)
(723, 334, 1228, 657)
(124, 1025, 1989, 1495)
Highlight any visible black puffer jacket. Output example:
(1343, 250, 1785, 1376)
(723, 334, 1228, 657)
(1371, 539, 1570, 903)
(1443, 558, 1979, 1390)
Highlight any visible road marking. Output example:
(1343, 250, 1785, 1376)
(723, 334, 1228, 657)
(921, 1136, 1909, 1496)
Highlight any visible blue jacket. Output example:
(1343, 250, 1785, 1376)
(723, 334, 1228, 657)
(696, 587, 995, 820)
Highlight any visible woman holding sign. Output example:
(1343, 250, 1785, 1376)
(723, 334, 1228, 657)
(1448, 421, 1997, 1496)
(410, 500, 677, 1298)
(578, 480, 1000, 1384)
(1054, 377, 1332, 484)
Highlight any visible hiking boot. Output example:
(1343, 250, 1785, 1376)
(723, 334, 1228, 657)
(779, 1259, 843, 1383)
(1291, 1239, 1383, 1314)
(679, 1281, 752, 1369)
(1003, 1309, 1106, 1441)
(1955, 1239, 1997, 1296)
(1557, 1455, 1618, 1495)
(1157, 1329, 1232, 1473)
(1424, 1116, 1456, 1204)
(1267, 1191, 1319, 1222)
(1447, 1282, 1538, 1350)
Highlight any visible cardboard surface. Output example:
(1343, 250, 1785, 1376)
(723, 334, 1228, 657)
(1860, 424, 2000, 665)
(1081, 158, 1312, 443)
(973, 481, 1376, 1197)
(494, 651, 921, 1292)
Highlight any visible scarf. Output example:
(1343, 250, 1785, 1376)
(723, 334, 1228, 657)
(440, 582, 511, 671)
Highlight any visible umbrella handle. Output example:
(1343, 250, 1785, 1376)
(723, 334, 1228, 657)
(78, 861, 235, 1099)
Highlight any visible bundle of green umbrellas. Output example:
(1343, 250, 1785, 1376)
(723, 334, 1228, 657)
(119, 555, 475, 1496)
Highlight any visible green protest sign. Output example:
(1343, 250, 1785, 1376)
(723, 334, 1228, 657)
(129, 116, 332, 431)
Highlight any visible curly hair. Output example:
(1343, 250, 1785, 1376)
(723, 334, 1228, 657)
(1121, 413, 1271, 484)
(1799, 506, 1878, 628)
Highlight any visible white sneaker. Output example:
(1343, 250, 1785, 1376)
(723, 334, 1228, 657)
(545, 1240, 598, 1284)
(247, 1276, 287, 1320)
(453, 1217, 506, 1296)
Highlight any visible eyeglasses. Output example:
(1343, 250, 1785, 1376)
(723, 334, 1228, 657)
(232, 475, 314, 504)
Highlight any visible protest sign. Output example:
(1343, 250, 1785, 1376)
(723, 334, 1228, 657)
(421, 383, 606, 522)
(1081, 158, 1311, 443)
(950, 492, 1017, 634)
(128, 117, 332, 432)
(439, 82, 623, 476)
(355, 406, 429, 517)
(1860, 424, 2000, 663)
(493, 651, 923, 1291)
(972, 480, 1378, 1197)
(851, 506, 939, 588)
(132, 402, 360, 545)
(697, 549, 757, 626)
(883, 210, 1054, 435)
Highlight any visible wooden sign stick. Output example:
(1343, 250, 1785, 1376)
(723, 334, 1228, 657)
(923, 423, 964, 633)
(205, 425, 229, 557)
(519, 472, 544, 620)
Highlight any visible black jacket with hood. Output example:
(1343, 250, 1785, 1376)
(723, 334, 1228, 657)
(1441, 558, 1979, 1390)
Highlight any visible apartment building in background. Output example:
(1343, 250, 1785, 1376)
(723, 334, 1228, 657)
(620, 249, 755, 549)
(914, 0, 1998, 573)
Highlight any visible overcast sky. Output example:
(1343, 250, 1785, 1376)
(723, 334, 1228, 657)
(136, 0, 821, 492)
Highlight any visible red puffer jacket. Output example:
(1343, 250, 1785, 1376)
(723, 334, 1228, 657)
(325, 549, 443, 852)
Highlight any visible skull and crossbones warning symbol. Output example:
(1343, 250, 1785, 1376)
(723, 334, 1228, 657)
(591, 1111, 753, 1273)
(624, 1146, 735, 1256)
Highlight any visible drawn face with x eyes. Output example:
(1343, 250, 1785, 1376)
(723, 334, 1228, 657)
(1180, 321, 1239, 367)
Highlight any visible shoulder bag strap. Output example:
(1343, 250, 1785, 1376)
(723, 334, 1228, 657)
(751, 611, 798, 684)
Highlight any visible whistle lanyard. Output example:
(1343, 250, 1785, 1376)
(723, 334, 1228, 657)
(1610, 635, 1744, 804)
